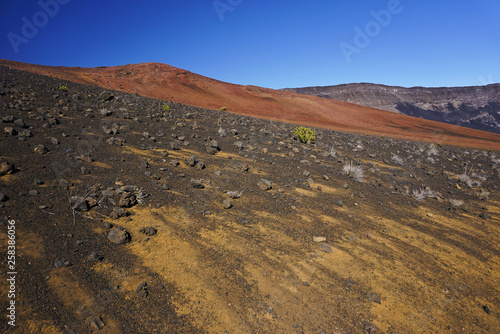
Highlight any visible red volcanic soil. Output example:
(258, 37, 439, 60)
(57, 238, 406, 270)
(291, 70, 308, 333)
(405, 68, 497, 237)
(1, 59, 499, 150)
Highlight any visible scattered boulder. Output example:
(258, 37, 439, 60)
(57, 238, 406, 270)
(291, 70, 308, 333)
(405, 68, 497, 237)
(13, 119, 26, 128)
(191, 179, 204, 189)
(119, 192, 137, 208)
(367, 292, 381, 304)
(169, 141, 181, 150)
(318, 244, 333, 253)
(257, 179, 272, 191)
(139, 227, 157, 236)
(34, 144, 48, 155)
(4, 127, 17, 136)
(87, 252, 104, 264)
(136, 282, 148, 297)
(89, 316, 105, 330)
(110, 207, 130, 219)
(313, 236, 327, 243)
(70, 196, 90, 212)
(195, 161, 206, 170)
(107, 227, 131, 244)
(223, 199, 233, 209)
(187, 155, 199, 167)
(0, 161, 15, 175)
(234, 141, 245, 150)
(206, 140, 220, 154)
(100, 109, 113, 116)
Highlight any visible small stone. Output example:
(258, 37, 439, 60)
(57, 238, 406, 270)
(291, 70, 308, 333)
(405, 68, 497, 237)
(187, 155, 199, 167)
(169, 141, 181, 150)
(313, 236, 326, 243)
(48, 137, 59, 145)
(223, 199, 233, 209)
(483, 305, 492, 315)
(4, 127, 17, 136)
(107, 227, 131, 244)
(367, 292, 381, 304)
(90, 316, 105, 330)
(87, 252, 104, 264)
(136, 282, 148, 297)
(140, 227, 157, 236)
(195, 161, 206, 170)
(234, 141, 245, 150)
(257, 179, 272, 191)
(318, 244, 333, 253)
(100, 109, 112, 116)
(29, 190, 38, 196)
(0, 161, 15, 175)
(70, 196, 89, 211)
(0, 192, 8, 202)
(34, 144, 48, 155)
(170, 159, 179, 167)
(191, 179, 204, 189)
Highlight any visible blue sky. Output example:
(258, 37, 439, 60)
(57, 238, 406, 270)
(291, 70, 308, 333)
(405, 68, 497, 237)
(1, 0, 499, 89)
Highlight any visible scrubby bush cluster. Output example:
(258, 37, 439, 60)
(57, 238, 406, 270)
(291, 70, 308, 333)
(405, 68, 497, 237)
(59, 85, 68, 91)
(294, 126, 316, 143)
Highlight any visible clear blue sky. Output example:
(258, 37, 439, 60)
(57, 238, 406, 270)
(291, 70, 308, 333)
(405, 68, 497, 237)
(1, 0, 499, 89)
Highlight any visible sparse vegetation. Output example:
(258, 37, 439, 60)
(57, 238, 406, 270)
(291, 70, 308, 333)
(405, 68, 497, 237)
(217, 127, 227, 137)
(162, 103, 170, 112)
(412, 187, 434, 201)
(474, 189, 490, 200)
(427, 144, 439, 156)
(294, 126, 316, 143)
(343, 161, 364, 182)
(391, 155, 404, 165)
(457, 168, 483, 188)
(449, 199, 464, 207)
(221, 106, 227, 111)
(329, 147, 337, 158)
(59, 85, 68, 91)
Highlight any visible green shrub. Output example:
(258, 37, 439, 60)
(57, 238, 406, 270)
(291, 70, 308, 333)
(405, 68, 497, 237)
(59, 85, 68, 92)
(162, 103, 170, 112)
(294, 126, 316, 143)
(220, 106, 227, 111)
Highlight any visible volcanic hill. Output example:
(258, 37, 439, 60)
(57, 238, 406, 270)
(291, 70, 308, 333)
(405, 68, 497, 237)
(1, 59, 500, 150)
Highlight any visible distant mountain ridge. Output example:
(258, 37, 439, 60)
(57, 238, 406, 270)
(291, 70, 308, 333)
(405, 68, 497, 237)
(283, 83, 500, 134)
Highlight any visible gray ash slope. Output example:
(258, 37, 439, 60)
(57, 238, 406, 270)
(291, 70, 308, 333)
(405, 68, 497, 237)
(283, 83, 500, 134)
(1, 65, 500, 333)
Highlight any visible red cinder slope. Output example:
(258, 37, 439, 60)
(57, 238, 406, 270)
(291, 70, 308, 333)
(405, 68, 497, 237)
(1, 59, 499, 150)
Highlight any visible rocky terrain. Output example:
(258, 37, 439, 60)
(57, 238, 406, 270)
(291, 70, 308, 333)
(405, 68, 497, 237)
(284, 83, 500, 134)
(0, 66, 500, 333)
(2, 59, 500, 151)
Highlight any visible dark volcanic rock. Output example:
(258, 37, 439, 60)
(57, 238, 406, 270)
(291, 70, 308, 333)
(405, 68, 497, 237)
(0, 161, 15, 175)
(107, 227, 131, 244)
(70, 196, 90, 212)
(257, 179, 272, 191)
(140, 227, 157, 236)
